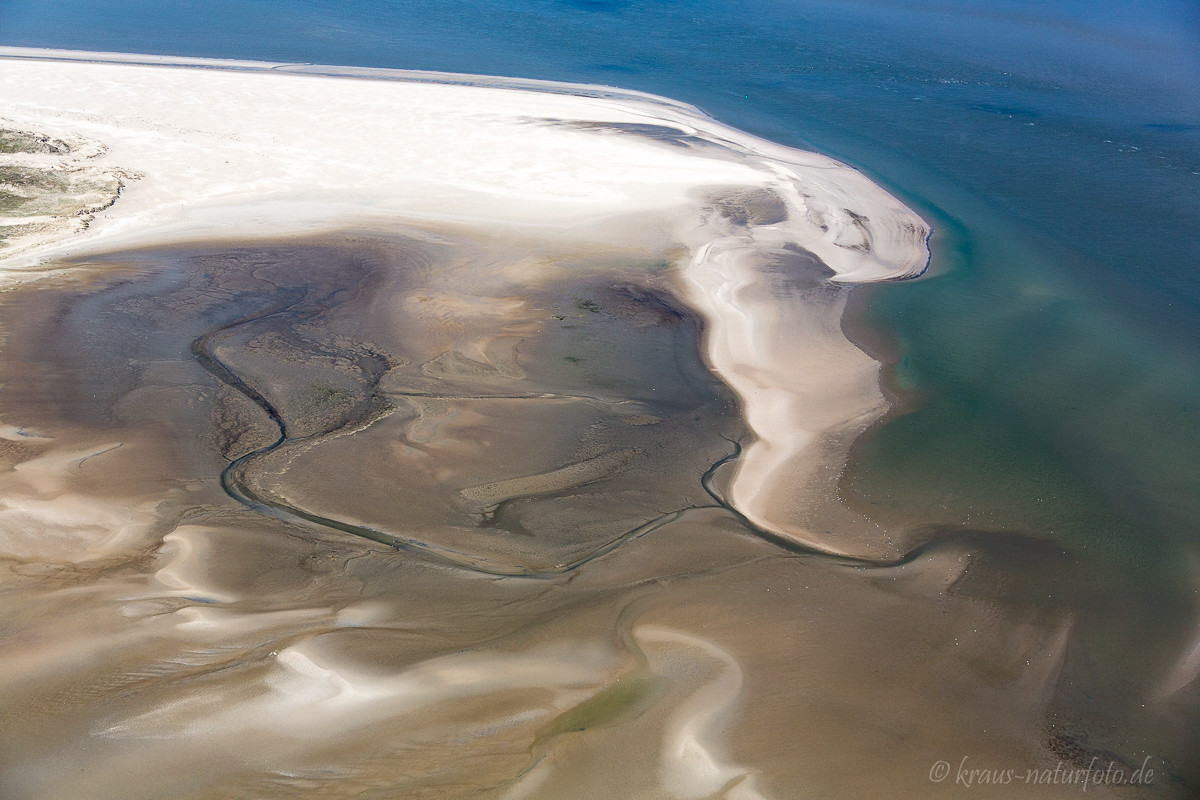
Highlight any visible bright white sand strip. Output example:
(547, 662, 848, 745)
(0, 49, 929, 559)
(634, 624, 769, 800)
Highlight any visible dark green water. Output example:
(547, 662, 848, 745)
(3, 0, 1198, 780)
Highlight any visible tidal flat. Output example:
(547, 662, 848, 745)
(0, 49, 1194, 799)
(7, 233, 744, 573)
(0, 229, 1172, 800)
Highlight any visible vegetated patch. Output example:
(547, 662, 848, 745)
(0, 165, 69, 191)
(537, 675, 666, 739)
(0, 128, 72, 156)
(0, 126, 131, 258)
(312, 383, 351, 404)
(0, 189, 28, 216)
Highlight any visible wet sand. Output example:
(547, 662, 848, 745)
(0, 231, 1138, 800)
(0, 49, 932, 559)
(0, 49, 1190, 799)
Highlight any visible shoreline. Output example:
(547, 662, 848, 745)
(0, 48, 930, 559)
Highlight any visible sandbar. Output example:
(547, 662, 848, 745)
(0, 47, 930, 561)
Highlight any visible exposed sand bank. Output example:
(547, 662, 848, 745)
(1, 50, 1186, 800)
(0, 48, 929, 560)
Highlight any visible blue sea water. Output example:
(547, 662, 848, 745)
(1, 3, 1196, 323)
(2, 0, 1199, 786)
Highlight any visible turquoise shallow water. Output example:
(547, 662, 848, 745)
(3, 0, 1199, 786)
